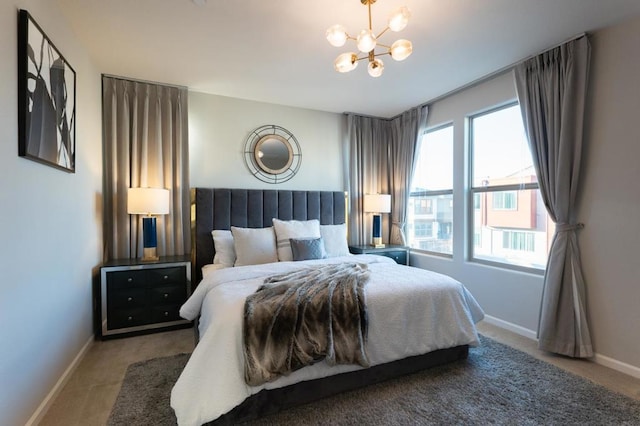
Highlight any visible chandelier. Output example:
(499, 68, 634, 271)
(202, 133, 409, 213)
(326, 0, 412, 78)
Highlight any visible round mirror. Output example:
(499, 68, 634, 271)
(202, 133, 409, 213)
(244, 125, 301, 184)
(254, 135, 293, 174)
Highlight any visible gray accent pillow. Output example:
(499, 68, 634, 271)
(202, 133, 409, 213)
(290, 237, 327, 261)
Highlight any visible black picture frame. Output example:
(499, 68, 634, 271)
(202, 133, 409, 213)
(18, 9, 76, 173)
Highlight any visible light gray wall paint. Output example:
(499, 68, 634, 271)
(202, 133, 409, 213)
(578, 16, 640, 369)
(410, 71, 545, 334)
(412, 16, 640, 371)
(189, 92, 345, 191)
(0, 2, 102, 425)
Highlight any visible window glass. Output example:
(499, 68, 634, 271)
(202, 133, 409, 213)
(470, 104, 551, 269)
(472, 105, 535, 187)
(407, 125, 453, 255)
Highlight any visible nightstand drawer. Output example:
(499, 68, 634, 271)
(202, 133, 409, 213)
(150, 304, 183, 323)
(108, 269, 150, 289)
(348, 245, 409, 265)
(108, 288, 147, 309)
(148, 267, 186, 285)
(108, 307, 151, 329)
(384, 250, 407, 265)
(150, 285, 188, 304)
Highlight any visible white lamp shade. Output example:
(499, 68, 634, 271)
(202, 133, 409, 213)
(364, 194, 391, 213)
(127, 187, 170, 215)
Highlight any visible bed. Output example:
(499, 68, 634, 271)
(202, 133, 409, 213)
(170, 188, 484, 426)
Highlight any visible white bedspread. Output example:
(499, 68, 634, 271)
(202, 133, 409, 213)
(171, 255, 484, 426)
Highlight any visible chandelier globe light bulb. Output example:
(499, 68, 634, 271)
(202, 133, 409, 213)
(388, 6, 410, 32)
(326, 24, 348, 47)
(334, 52, 359, 73)
(368, 58, 384, 77)
(357, 29, 377, 53)
(390, 39, 413, 61)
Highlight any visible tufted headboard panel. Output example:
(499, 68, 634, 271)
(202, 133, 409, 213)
(192, 188, 346, 283)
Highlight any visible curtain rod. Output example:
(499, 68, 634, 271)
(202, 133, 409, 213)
(101, 73, 188, 90)
(344, 32, 587, 121)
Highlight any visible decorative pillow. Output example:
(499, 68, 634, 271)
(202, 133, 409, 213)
(231, 226, 278, 266)
(272, 218, 321, 262)
(211, 230, 236, 268)
(320, 223, 350, 257)
(290, 237, 327, 261)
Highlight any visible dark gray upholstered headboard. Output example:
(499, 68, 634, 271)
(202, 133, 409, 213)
(193, 188, 346, 283)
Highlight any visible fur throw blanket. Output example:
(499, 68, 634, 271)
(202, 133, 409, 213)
(243, 262, 371, 386)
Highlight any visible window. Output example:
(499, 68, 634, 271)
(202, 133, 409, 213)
(470, 104, 552, 269)
(492, 191, 517, 210)
(502, 231, 535, 252)
(407, 124, 453, 255)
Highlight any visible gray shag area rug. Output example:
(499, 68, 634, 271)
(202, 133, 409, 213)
(108, 336, 640, 425)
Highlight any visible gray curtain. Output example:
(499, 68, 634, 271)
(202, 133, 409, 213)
(347, 114, 391, 246)
(514, 36, 593, 357)
(388, 105, 429, 245)
(103, 76, 190, 260)
(346, 105, 428, 246)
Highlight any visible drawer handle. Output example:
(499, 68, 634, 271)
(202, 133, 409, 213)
(127, 297, 133, 302)
(163, 275, 169, 280)
(127, 316, 133, 321)
(127, 278, 133, 283)
(164, 293, 169, 298)
(164, 311, 169, 316)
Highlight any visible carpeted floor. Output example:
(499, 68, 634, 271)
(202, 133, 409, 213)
(108, 336, 640, 425)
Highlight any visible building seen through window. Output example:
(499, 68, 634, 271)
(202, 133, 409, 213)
(471, 103, 553, 269)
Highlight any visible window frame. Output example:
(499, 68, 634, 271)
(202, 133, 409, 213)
(407, 122, 454, 258)
(467, 102, 545, 274)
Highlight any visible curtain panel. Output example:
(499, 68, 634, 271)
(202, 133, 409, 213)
(103, 76, 190, 261)
(389, 105, 429, 245)
(346, 105, 428, 246)
(347, 114, 391, 246)
(514, 36, 593, 358)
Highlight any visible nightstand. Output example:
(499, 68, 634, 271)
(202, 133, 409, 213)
(99, 255, 192, 339)
(349, 245, 409, 265)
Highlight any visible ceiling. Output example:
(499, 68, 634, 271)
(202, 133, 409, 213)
(56, 0, 640, 118)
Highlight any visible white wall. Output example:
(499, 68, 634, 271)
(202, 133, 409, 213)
(189, 92, 345, 191)
(0, 2, 102, 425)
(412, 16, 640, 374)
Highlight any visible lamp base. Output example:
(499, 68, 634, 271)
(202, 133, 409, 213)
(142, 247, 159, 262)
(371, 237, 385, 249)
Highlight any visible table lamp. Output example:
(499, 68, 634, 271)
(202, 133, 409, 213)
(364, 193, 391, 248)
(127, 187, 170, 261)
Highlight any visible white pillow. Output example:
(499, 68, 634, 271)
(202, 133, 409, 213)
(320, 223, 350, 257)
(231, 226, 278, 266)
(272, 218, 321, 262)
(211, 230, 236, 268)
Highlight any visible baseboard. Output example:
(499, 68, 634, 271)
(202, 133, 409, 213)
(25, 335, 94, 426)
(594, 353, 640, 380)
(482, 314, 538, 341)
(483, 315, 640, 380)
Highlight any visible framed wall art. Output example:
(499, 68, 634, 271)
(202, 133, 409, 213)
(18, 9, 76, 173)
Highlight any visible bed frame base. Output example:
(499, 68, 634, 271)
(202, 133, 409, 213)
(208, 345, 469, 425)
